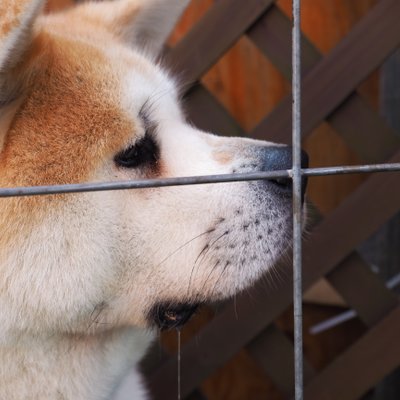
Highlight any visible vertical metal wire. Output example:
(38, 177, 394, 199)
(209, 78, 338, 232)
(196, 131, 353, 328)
(292, 0, 304, 399)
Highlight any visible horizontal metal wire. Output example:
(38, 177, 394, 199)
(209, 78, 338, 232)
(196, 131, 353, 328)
(0, 163, 399, 198)
(305, 163, 400, 176)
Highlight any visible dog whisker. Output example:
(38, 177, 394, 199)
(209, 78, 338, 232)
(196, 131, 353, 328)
(198, 259, 221, 296)
(196, 230, 229, 266)
(210, 260, 231, 297)
(186, 230, 229, 295)
(155, 228, 214, 269)
(87, 302, 107, 331)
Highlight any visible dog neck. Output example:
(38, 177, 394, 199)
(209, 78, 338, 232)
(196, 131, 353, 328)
(0, 327, 153, 400)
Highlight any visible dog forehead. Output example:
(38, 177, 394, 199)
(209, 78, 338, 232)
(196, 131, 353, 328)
(45, 15, 179, 121)
(1, 33, 132, 185)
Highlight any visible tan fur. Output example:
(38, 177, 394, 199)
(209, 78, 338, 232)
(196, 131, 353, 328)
(2, 36, 132, 187)
(212, 150, 234, 165)
(0, 1, 25, 37)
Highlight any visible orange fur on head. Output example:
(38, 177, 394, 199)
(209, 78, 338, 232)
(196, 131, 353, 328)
(1, 32, 133, 187)
(45, 0, 75, 13)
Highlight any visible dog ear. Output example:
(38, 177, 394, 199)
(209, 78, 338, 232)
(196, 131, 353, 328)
(81, 0, 190, 58)
(0, 0, 45, 74)
(0, 0, 45, 149)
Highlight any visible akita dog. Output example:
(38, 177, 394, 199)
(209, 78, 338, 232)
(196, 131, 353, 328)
(0, 0, 308, 399)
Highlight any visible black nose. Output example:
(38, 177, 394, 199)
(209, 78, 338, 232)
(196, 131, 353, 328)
(260, 146, 309, 198)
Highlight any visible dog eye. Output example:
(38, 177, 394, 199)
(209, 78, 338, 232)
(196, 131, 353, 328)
(114, 134, 159, 168)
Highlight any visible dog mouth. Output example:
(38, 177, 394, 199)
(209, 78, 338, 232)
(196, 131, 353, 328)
(149, 302, 200, 330)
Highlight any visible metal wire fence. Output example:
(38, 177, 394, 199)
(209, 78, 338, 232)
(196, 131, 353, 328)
(292, 1, 304, 398)
(1, 164, 399, 198)
(1, 0, 400, 399)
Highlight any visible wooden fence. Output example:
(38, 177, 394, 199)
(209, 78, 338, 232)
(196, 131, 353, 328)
(145, 0, 400, 398)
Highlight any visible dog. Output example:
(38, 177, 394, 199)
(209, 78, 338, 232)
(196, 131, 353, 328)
(0, 0, 308, 399)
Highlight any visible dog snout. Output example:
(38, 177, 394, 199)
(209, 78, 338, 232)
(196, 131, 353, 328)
(260, 146, 309, 199)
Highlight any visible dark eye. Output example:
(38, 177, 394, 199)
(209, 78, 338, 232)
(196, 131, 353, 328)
(114, 134, 159, 169)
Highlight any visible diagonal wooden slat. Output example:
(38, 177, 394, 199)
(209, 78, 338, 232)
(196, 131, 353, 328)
(182, 3, 400, 161)
(251, 0, 400, 144)
(242, 237, 398, 399)
(183, 86, 243, 137)
(246, 5, 400, 162)
(326, 253, 398, 327)
(326, 93, 400, 163)
(247, 324, 316, 397)
(149, 151, 400, 399)
(303, 306, 400, 400)
(165, 0, 275, 84)
(244, 212, 397, 397)
(246, 4, 318, 79)
(181, 2, 400, 162)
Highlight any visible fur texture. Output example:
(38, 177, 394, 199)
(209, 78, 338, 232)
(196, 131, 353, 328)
(0, 1, 304, 399)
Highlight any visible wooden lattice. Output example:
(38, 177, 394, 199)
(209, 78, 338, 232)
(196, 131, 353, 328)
(144, 0, 400, 399)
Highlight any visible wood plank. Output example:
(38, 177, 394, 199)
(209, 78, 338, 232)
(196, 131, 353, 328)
(303, 306, 400, 400)
(250, 0, 400, 144)
(326, 253, 398, 327)
(184, 83, 384, 148)
(247, 5, 319, 80)
(148, 151, 400, 398)
(303, 209, 398, 328)
(165, 0, 275, 84)
(248, 255, 397, 397)
(327, 93, 400, 163)
(180, 3, 399, 162)
(184, 85, 243, 137)
(301, 159, 400, 291)
(247, 324, 315, 397)
(246, 5, 400, 162)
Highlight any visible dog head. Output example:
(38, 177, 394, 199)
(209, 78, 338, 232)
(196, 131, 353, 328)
(0, 0, 307, 337)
